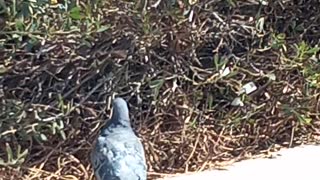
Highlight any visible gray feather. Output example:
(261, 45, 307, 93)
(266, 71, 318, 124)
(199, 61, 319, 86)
(91, 98, 147, 180)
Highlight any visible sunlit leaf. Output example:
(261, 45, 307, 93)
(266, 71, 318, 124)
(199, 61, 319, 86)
(40, 133, 48, 141)
(69, 6, 84, 20)
(97, 25, 110, 33)
(6, 143, 14, 163)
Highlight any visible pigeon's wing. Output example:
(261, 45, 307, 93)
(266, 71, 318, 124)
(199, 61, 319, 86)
(124, 136, 147, 179)
(91, 130, 147, 180)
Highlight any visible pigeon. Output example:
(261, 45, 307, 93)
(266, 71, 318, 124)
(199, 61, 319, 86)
(90, 97, 147, 180)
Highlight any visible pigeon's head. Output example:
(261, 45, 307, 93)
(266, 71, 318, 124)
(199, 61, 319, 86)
(111, 97, 130, 125)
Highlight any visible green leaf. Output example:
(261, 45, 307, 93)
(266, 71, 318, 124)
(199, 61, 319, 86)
(226, 0, 236, 7)
(16, 144, 28, 163)
(58, 119, 64, 129)
(70, 6, 81, 14)
(40, 133, 48, 141)
(305, 47, 320, 55)
(52, 121, 57, 134)
(97, 25, 110, 33)
(149, 79, 164, 89)
(15, 19, 25, 31)
(6, 143, 13, 162)
(59, 130, 66, 140)
(276, 33, 286, 40)
(0, 157, 5, 166)
(18, 148, 28, 162)
(0, 65, 8, 74)
(298, 115, 312, 125)
(69, 7, 84, 20)
(0, 0, 7, 14)
(256, 17, 265, 32)
(149, 79, 165, 100)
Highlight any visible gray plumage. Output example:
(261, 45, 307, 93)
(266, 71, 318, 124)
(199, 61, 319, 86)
(90, 97, 147, 180)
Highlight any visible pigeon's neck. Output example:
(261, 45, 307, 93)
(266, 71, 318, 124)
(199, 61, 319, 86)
(111, 115, 131, 127)
(110, 107, 131, 127)
(101, 116, 131, 134)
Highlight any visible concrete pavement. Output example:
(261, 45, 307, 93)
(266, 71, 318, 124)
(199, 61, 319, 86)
(160, 145, 320, 180)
